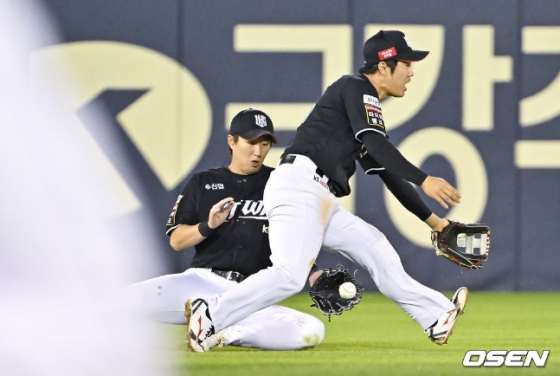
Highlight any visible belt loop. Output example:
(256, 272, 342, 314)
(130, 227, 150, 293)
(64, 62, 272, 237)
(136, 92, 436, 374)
(279, 154, 296, 166)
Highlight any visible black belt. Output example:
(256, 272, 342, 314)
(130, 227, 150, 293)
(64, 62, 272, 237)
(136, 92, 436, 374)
(279, 155, 337, 195)
(211, 269, 247, 283)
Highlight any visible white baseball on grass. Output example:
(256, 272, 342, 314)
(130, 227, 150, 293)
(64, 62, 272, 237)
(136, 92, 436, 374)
(339, 282, 357, 299)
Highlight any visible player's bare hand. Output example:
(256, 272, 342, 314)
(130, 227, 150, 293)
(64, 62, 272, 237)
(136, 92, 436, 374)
(208, 197, 235, 229)
(421, 176, 461, 209)
(309, 270, 323, 287)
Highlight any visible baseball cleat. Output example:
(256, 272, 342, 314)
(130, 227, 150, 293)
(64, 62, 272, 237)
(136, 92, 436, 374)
(200, 330, 228, 351)
(185, 298, 215, 352)
(425, 287, 468, 345)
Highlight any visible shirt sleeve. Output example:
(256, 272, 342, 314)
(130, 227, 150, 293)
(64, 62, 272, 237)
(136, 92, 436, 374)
(341, 77, 387, 140)
(378, 169, 433, 221)
(165, 174, 200, 236)
(360, 131, 428, 186)
(357, 153, 385, 175)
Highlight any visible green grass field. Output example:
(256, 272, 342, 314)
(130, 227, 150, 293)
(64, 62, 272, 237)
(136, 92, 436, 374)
(161, 292, 560, 376)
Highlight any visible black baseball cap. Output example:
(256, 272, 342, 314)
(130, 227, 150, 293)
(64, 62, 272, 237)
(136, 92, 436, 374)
(363, 30, 429, 65)
(229, 108, 277, 143)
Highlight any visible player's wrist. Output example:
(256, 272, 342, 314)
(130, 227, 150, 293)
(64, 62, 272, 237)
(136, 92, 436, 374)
(420, 175, 432, 189)
(425, 214, 441, 229)
(426, 215, 448, 231)
(308, 270, 323, 287)
(198, 221, 216, 237)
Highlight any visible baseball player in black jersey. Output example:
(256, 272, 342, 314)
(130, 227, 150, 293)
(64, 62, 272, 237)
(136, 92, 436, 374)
(187, 30, 469, 352)
(124, 109, 324, 350)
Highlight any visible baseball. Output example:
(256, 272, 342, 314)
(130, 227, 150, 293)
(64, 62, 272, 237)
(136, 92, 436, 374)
(339, 282, 357, 299)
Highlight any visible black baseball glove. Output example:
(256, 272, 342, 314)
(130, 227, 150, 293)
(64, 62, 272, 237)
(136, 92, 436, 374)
(431, 220, 491, 270)
(309, 264, 363, 321)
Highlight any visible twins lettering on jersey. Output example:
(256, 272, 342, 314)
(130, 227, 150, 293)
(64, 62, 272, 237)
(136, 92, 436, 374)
(225, 199, 267, 220)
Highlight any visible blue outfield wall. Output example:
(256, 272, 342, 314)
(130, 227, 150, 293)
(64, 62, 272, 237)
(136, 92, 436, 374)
(39, 0, 560, 291)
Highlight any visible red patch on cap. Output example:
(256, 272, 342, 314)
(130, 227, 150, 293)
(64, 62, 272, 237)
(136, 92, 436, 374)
(378, 47, 396, 60)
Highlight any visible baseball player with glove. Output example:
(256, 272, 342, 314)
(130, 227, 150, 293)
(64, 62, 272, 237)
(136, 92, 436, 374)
(186, 30, 491, 352)
(125, 109, 361, 351)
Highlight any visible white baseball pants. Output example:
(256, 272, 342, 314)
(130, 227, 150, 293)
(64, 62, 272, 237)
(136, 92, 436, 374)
(207, 155, 454, 332)
(123, 268, 324, 350)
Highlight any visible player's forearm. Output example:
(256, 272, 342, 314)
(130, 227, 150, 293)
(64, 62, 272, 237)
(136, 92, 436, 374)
(379, 170, 432, 221)
(361, 131, 427, 185)
(169, 224, 207, 250)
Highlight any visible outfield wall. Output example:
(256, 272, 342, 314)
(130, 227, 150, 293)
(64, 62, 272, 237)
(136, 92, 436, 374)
(37, 0, 560, 291)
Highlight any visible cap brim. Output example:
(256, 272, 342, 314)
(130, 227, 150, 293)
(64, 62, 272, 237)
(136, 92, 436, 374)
(239, 129, 278, 144)
(398, 50, 429, 62)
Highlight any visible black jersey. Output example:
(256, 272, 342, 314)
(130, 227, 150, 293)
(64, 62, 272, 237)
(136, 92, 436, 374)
(284, 74, 387, 197)
(165, 166, 273, 276)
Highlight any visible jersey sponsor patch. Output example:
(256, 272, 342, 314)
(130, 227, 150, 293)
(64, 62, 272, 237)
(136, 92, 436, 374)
(365, 104, 385, 128)
(205, 183, 224, 190)
(363, 94, 380, 106)
(166, 195, 183, 226)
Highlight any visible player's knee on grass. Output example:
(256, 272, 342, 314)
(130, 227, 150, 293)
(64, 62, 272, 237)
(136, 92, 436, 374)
(299, 315, 325, 348)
